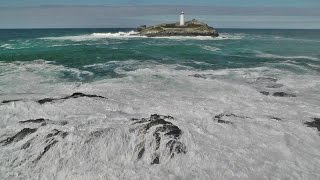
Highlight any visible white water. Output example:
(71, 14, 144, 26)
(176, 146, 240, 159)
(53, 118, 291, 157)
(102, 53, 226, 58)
(0, 61, 320, 179)
(256, 51, 319, 61)
(39, 32, 245, 42)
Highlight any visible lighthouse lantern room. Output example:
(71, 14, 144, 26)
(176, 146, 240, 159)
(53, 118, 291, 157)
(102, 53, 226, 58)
(180, 11, 185, 26)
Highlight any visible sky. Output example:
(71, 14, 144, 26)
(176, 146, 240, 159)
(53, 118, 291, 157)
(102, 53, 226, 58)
(0, 0, 319, 29)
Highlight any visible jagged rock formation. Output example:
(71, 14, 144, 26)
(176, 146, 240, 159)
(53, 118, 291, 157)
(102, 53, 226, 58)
(130, 114, 186, 164)
(137, 19, 219, 37)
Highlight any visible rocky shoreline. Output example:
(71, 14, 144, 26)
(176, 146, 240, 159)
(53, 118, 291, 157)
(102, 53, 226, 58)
(137, 19, 219, 37)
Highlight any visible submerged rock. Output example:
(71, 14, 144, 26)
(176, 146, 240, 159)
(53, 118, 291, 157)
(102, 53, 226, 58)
(137, 19, 219, 37)
(0, 128, 37, 146)
(19, 118, 68, 126)
(273, 92, 296, 97)
(1, 99, 21, 104)
(33, 129, 68, 162)
(131, 114, 186, 164)
(269, 116, 282, 121)
(214, 113, 250, 124)
(256, 77, 278, 83)
(305, 118, 320, 132)
(260, 91, 270, 96)
(266, 84, 284, 88)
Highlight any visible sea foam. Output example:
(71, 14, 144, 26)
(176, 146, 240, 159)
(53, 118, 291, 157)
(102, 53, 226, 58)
(256, 51, 319, 61)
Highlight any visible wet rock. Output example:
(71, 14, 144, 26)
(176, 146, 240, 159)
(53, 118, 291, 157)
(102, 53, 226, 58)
(34, 129, 68, 162)
(260, 91, 270, 96)
(214, 113, 249, 124)
(151, 156, 160, 165)
(266, 84, 284, 88)
(37, 98, 55, 104)
(217, 120, 233, 124)
(34, 140, 58, 162)
(21, 140, 32, 150)
(37, 92, 106, 104)
(85, 128, 115, 143)
(0, 128, 37, 146)
(190, 74, 207, 79)
(305, 118, 320, 132)
(2, 99, 21, 104)
(269, 116, 282, 121)
(45, 129, 68, 139)
(19, 118, 68, 126)
(273, 92, 296, 97)
(256, 77, 278, 83)
(137, 147, 145, 159)
(19, 118, 46, 124)
(131, 114, 186, 164)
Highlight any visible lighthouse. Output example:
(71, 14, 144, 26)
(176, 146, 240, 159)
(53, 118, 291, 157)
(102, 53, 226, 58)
(180, 11, 185, 26)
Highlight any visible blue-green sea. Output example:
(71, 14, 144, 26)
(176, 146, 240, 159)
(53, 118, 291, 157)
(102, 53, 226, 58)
(1, 29, 319, 81)
(1, 29, 320, 179)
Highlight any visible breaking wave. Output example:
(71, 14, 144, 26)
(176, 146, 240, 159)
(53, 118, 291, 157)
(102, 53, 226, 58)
(39, 31, 141, 41)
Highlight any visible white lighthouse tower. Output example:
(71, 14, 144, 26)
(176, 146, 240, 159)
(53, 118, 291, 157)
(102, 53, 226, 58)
(180, 11, 185, 26)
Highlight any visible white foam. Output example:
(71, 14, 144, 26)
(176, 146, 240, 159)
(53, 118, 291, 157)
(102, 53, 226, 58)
(40, 31, 141, 41)
(0, 61, 320, 179)
(199, 45, 221, 52)
(256, 51, 319, 61)
(0, 44, 15, 49)
(39, 32, 246, 42)
(215, 33, 245, 40)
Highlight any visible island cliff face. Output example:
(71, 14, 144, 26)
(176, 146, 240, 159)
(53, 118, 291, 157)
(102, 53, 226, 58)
(137, 19, 219, 37)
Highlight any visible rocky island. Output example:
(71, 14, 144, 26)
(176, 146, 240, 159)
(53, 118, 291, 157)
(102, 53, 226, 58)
(137, 19, 219, 37)
(136, 11, 219, 37)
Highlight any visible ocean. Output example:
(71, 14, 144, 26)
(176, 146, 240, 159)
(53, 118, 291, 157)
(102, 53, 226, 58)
(0, 28, 319, 179)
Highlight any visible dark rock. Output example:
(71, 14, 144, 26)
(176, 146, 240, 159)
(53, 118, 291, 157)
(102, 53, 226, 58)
(137, 147, 145, 159)
(131, 114, 186, 164)
(37, 92, 106, 104)
(214, 113, 249, 124)
(269, 116, 282, 121)
(138, 19, 219, 37)
(151, 155, 160, 165)
(34, 140, 58, 162)
(305, 118, 320, 132)
(45, 129, 68, 139)
(273, 92, 296, 97)
(260, 91, 270, 96)
(21, 141, 32, 150)
(37, 98, 55, 104)
(19, 118, 68, 126)
(166, 140, 187, 155)
(190, 74, 207, 79)
(19, 118, 46, 124)
(137, 25, 147, 32)
(2, 99, 21, 104)
(0, 128, 37, 146)
(218, 120, 233, 124)
(33, 129, 68, 162)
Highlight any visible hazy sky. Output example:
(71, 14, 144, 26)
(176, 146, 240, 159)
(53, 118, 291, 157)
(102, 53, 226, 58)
(0, 0, 319, 29)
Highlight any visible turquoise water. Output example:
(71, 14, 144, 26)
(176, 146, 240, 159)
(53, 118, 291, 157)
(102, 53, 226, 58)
(1, 29, 319, 82)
